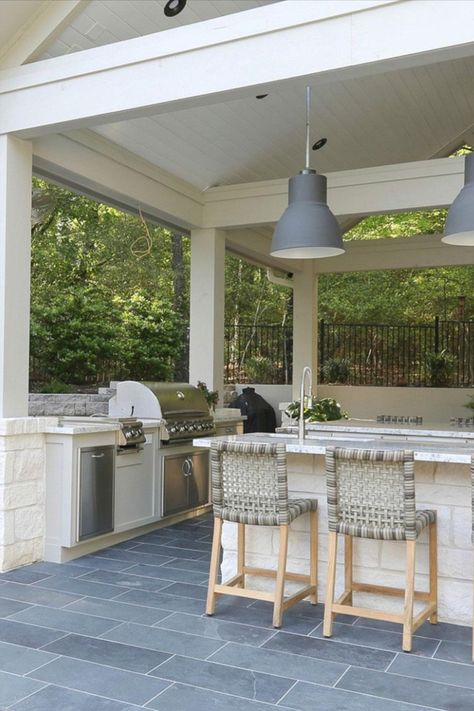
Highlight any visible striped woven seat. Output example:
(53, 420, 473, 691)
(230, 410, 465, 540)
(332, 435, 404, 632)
(206, 440, 318, 628)
(323, 446, 438, 653)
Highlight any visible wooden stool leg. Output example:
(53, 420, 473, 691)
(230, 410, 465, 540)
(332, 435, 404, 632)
(206, 517, 223, 616)
(344, 535, 353, 605)
(309, 509, 318, 605)
(429, 521, 438, 624)
(273, 525, 289, 628)
(237, 523, 245, 588)
(323, 531, 338, 637)
(403, 539, 416, 652)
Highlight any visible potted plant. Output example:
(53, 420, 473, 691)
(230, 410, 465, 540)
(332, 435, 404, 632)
(285, 397, 349, 422)
(196, 381, 219, 412)
(426, 349, 456, 387)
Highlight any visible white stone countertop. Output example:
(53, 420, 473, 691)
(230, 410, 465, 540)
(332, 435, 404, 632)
(45, 416, 162, 435)
(196, 431, 474, 464)
(280, 419, 474, 439)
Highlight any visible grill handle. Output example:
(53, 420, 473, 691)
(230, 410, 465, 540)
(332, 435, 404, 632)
(182, 458, 193, 477)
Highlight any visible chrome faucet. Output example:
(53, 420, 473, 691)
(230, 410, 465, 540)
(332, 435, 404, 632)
(298, 366, 313, 440)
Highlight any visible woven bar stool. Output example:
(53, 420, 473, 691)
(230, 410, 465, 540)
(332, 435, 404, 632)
(323, 447, 437, 652)
(206, 441, 318, 628)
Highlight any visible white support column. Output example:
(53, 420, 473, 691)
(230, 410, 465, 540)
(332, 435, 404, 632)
(189, 229, 225, 403)
(292, 264, 318, 400)
(0, 135, 32, 417)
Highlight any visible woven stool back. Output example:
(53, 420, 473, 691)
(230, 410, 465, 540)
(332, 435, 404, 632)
(210, 441, 290, 525)
(326, 447, 417, 540)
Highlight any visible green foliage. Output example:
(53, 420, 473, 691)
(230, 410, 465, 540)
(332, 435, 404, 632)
(465, 394, 474, 412)
(244, 355, 274, 383)
(426, 349, 456, 387)
(286, 397, 348, 422)
(40, 379, 74, 394)
(196, 381, 219, 409)
(322, 357, 352, 384)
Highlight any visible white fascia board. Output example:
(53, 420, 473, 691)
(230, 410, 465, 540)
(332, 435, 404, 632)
(315, 234, 474, 273)
(0, 1, 89, 70)
(33, 131, 204, 230)
(2, 0, 474, 136)
(203, 157, 466, 228)
(225, 228, 303, 273)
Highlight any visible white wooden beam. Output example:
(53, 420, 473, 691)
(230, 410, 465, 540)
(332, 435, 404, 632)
(1, 0, 474, 136)
(0, 135, 32, 417)
(203, 157, 465, 228)
(225, 229, 302, 273)
(33, 131, 204, 230)
(0, 1, 89, 70)
(315, 234, 474, 273)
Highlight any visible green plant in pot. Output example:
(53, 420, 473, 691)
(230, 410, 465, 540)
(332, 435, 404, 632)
(286, 397, 348, 422)
(426, 349, 456, 387)
(196, 381, 219, 411)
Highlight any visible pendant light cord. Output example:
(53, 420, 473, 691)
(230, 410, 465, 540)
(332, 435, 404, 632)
(305, 86, 311, 171)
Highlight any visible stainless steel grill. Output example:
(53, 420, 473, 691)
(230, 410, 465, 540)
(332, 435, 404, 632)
(109, 381, 215, 443)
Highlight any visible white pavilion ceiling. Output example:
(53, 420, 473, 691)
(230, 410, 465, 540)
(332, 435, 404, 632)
(30, 0, 474, 190)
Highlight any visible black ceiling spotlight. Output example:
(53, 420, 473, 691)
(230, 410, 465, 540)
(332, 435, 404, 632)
(256, 94, 269, 100)
(312, 137, 327, 151)
(164, 0, 187, 17)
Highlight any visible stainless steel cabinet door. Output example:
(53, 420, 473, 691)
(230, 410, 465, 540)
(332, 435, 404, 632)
(188, 451, 209, 508)
(78, 446, 114, 540)
(163, 453, 190, 516)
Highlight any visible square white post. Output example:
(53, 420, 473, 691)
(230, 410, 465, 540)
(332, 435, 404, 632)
(0, 135, 32, 417)
(292, 264, 318, 400)
(189, 228, 225, 402)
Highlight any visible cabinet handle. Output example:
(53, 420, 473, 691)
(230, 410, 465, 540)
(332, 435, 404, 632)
(91, 453, 105, 459)
(182, 458, 192, 477)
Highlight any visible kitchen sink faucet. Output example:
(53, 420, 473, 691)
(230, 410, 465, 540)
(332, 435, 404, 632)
(299, 366, 313, 440)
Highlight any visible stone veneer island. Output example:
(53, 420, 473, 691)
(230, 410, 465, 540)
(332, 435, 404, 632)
(197, 421, 474, 626)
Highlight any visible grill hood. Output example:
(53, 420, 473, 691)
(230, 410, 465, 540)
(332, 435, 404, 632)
(109, 381, 210, 419)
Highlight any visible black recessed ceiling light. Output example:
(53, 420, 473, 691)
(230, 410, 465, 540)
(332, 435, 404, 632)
(256, 93, 269, 99)
(164, 0, 187, 17)
(312, 137, 327, 151)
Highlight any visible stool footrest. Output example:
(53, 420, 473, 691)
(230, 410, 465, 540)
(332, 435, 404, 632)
(214, 583, 275, 603)
(352, 582, 430, 601)
(243, 566, 310, 583)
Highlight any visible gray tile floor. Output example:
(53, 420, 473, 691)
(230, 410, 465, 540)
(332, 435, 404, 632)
(0, 514, 473, 710)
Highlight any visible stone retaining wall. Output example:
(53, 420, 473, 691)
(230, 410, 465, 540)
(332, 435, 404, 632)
(28, 389, 115, 417)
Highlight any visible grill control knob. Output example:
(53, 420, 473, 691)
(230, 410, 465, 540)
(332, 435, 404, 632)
(125, 430, 132, 439)
(170, 426, 177, 433)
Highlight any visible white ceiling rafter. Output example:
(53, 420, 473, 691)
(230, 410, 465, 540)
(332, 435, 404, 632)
(0, 0, 89, 70)
(1, 0, 474, 137)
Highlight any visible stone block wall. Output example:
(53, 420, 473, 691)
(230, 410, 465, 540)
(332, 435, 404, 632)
(0, 418, 55, 571)
(28, 389, 114, 417)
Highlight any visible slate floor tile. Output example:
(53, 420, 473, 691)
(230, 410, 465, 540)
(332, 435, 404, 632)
(10, 604, 120, 636)
(28, 655, 170, 705)
(21, 561, 93, 578)
(416, 620, 471, 644)
(35, 574, 128, 599)
(10, 683, 143, 710)
(64, 596, 172, 625)
(154, 581, 207, 600)
(435, 639, 473, 664)
(0, 669, 45, 707)
(66, 555, 137, 573)
(115, 588, 206, 614)
(145, 682, 285, 711)
(160, 558, 210, 574)
(0, 596, 32, 618)
(210, 640, 348, 685)
(0, 640, 57, 675)
(156, 612, 275, 645)
(129, 543, 207, 560)
(0, 569, 52, 584)
(282, 680, 436, 711)
(207, 600, 317, 634)
(149, 654, 293, 704)
(102, 621, 225, 659)
(42, 632, 171, 673)
(390, 653, 474, 689)
(311, 619, 439, 656)
(77, 569, 174, 592)
(92, 548, 176, 567)
(124, 563, 207, 585)
(337, 666, 474, 710)
(263, 630, 395, 670)
(0, 581, 82, 608)
(0, 618, 65, 649)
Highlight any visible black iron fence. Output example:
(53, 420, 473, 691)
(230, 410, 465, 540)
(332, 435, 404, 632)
(224, 319, 474, 387)
(224, 323, 292, 385)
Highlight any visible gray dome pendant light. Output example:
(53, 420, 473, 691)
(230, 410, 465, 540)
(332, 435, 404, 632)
(442, 152, 474, 246)
(271, 87, 344, 259)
